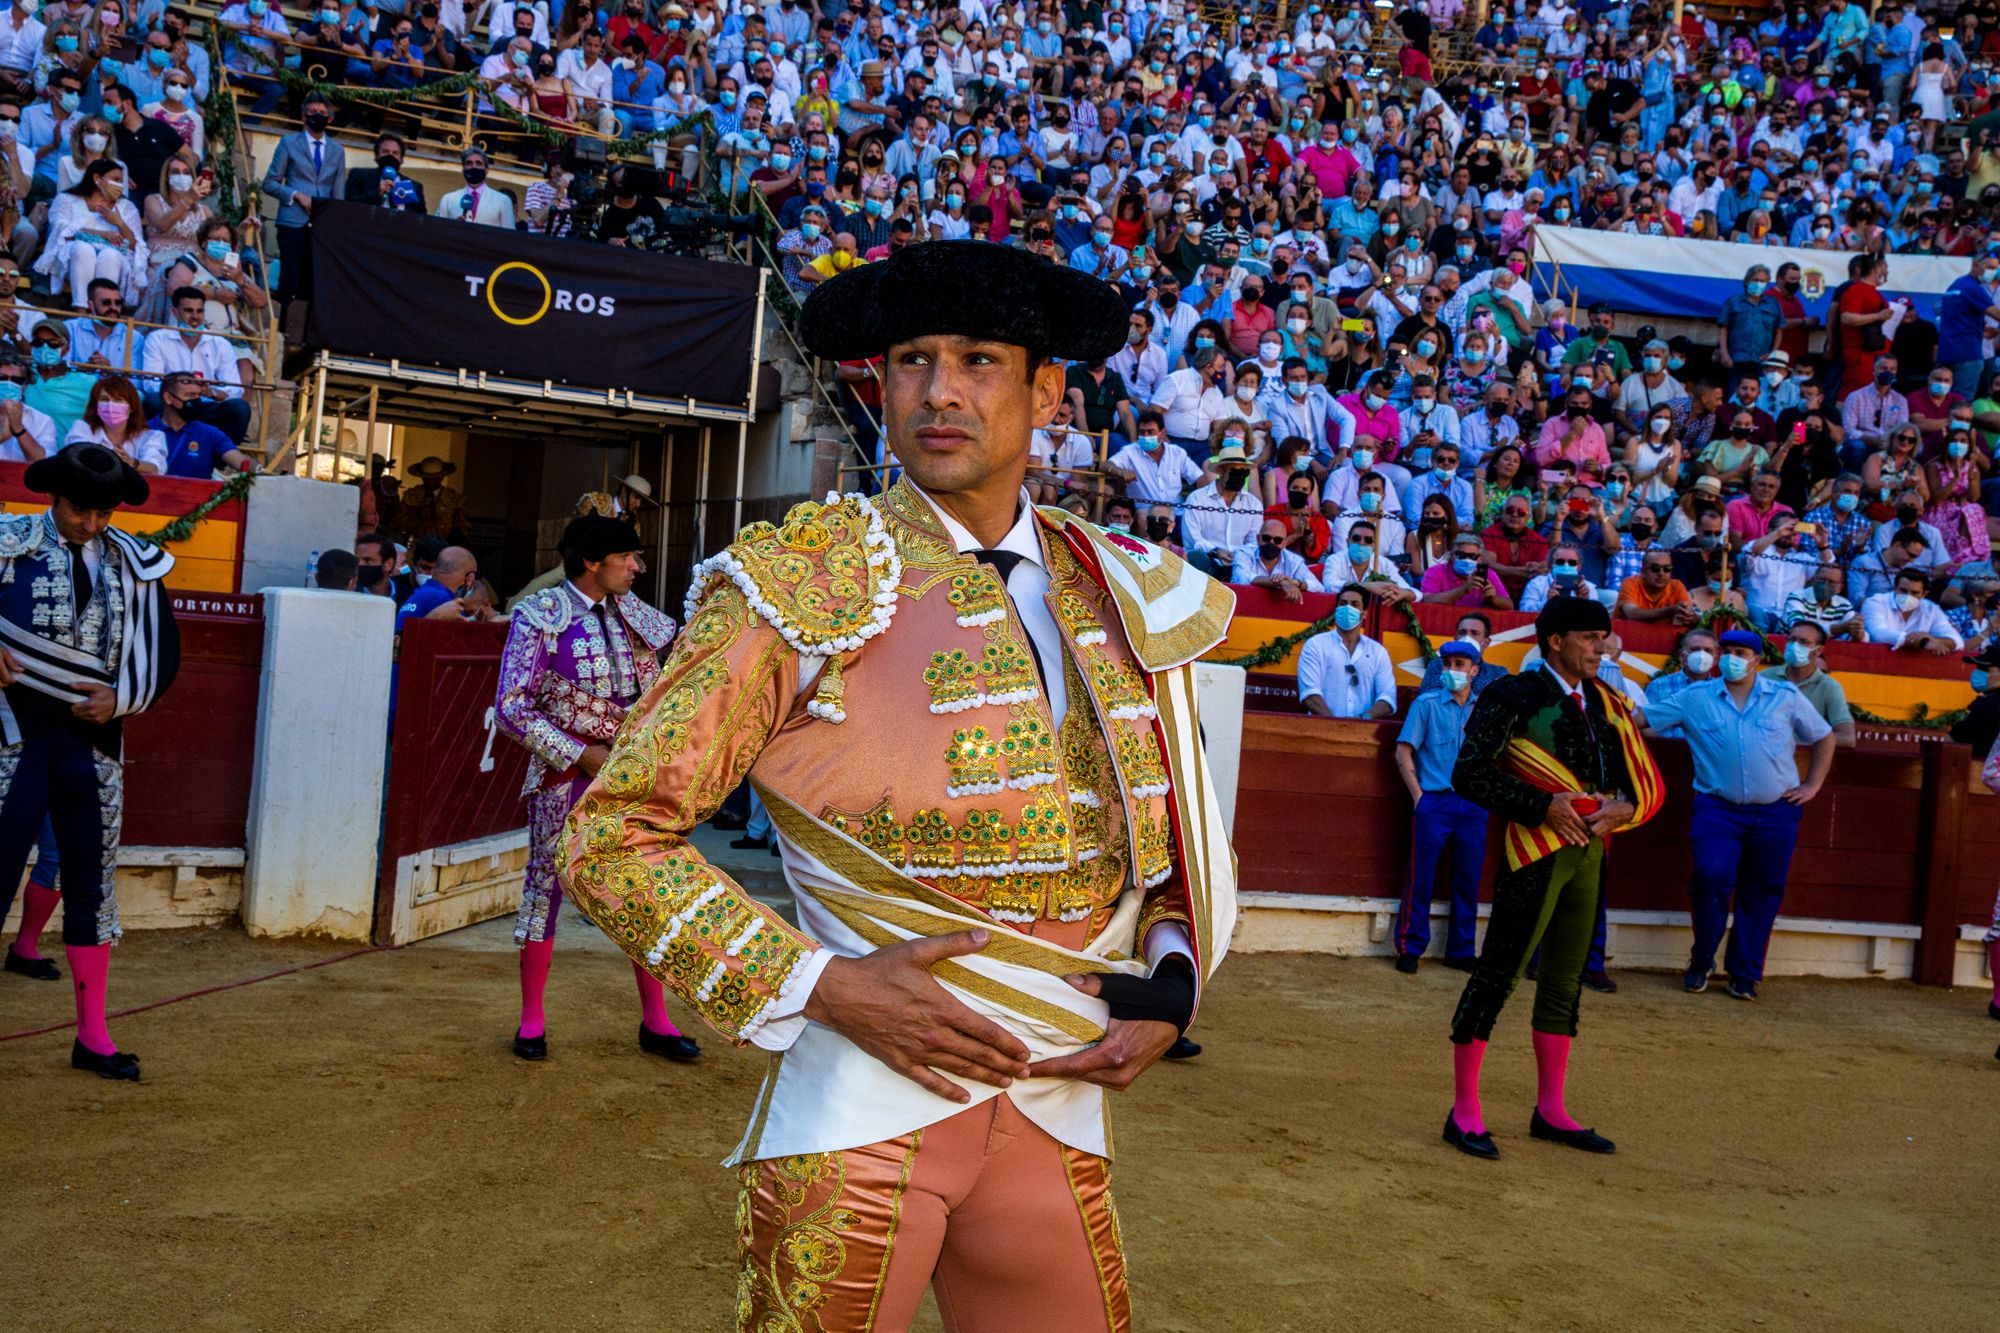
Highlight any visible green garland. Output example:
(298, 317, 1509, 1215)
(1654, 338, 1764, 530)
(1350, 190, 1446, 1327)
(1381, 587, 1436, 664)
(202, 31, 246, 223)
(1848, 701, 1975, 732)
(137, 473, 257, 547)
(1220, 607, 1343, 670)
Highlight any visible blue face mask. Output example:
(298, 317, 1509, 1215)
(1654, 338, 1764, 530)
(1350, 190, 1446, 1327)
(1785, 640, 1814, 669)
(1719, 653, 1751, 682)
(1333, 604, 1364, 631)
(1975, 668, 1991, 691)
(1835, 491, 1859, 512)
(148, 46, 171, 68)
(1440, 668, 1469, 692)
(205, 239, 233, 262)
(1432, 465, 1454, 483)
(1346, 542, 1373, 566)
(1194, 336, 1215, 350)
(799, 221, 820, 240)
(1140, 433, 1163, 451)
(1452, 556, 1478, 576)
(1358, 490, 1381, 513)
(0, 381, 21, 403)
(57, 89, 79, 111)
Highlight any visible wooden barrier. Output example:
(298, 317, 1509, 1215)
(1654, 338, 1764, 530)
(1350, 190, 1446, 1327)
(1234, 712, 1991, 985)
(0, 463, 247, 594)
(122, 592, 263, 848)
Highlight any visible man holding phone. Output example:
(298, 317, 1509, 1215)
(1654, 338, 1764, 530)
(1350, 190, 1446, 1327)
(395, 546, 503, 629)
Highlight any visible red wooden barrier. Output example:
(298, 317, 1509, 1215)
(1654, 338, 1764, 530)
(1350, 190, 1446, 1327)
(372, 618, 529, 943)
(122, 592, 262, 848)
(1235, 712, 1977, 981)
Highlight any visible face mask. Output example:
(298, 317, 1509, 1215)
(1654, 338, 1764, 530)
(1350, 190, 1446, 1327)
(1949, 438, 1971, 460)
(1785, 641, 1814, 669)
(1455, 246, 1473, 262)
(1729, 426, 1752, 440)
(1719, 654, 1751, 683)
(1333, 604, 1364, 632)
(1685, 649, 1716, 676)
(0, 381, 20, 403)
(1451, 556, 1478, 578)
(770, 153, 793, 171)
(799, 222, 821, 241)
(55, 37, 78, 55)
(1642, 355, 1662, 373)
(31, 344, 60, 368)
(1351, 448, 1375, 472)
(168, 171, 193, 193)
(1139, 434, 1162, 452)
(82, 132, 108, 152)
(1439, 667, 1473, 693)
(463, 166, 487, 185)
(1876, 370, 1895, 388)
(1974, 669, 1993, 692)
(1746, 280, 1767, 297)
(1416, 340, 1436, 358)
(1894, 591, 1921, 613)
(97, 400, 129, 427)
(1285, 380, 1308, 399)
(1553, 561, 1580, 579)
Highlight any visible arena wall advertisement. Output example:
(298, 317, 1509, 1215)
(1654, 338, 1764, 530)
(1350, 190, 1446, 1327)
(302, 202, 761, 406)
(1532, 224, 1967, 323)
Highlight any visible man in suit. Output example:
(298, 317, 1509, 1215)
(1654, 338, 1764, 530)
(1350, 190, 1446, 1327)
(260, 90, 347, 309)
(342, 132, 427, 213)
(434, 149, 515, 227)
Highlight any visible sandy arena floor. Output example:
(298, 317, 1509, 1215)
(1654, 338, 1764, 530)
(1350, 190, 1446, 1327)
(1, 912, 1991, 1332)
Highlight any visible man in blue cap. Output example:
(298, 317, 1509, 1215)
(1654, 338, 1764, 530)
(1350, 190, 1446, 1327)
(1392, 638, 1489, 974)
(1638, 629, 1838, 1001)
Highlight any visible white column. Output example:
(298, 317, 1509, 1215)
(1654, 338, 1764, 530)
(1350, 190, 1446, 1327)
(242, 588, 393, 940)
(1193, 662, 1247, 837)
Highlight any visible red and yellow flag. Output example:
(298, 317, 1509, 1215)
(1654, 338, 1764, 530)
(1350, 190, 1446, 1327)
(1498, 682, 1665, 872)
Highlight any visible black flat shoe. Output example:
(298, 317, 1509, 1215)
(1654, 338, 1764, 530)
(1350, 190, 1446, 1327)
(1443, 955, 1478, 973)
(1162, 1035, 1202, 1060)
(1582, 969, 1618, 994)
(1529, 1108, 1615, 1153)
(1442, 1110, 1498, 1159)
(513, 1032, 547, 1061)
(70, 1041, 139, 1081)
(1394, 954, 1419, 974)
(639, 1024, 701, 1062)
(4, 948, 60, 981)
(709, 813, 748, 831)
(729, 835, 770, 851)
(1987, 1000, 1999, 1022)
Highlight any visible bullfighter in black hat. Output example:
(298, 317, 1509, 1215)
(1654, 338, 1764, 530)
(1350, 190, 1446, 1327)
(0, 443, 179, 1081)
(492, 514, 689, 1062)
(1441, 596, 1665, 1160)
(557, 239, 1241, 1327)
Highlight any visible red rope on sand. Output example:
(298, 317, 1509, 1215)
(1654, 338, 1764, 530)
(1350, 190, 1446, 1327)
(0, 943, 402, 1043)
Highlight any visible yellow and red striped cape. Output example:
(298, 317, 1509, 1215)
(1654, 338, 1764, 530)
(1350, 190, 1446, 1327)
(1498, 681, 1665, 872)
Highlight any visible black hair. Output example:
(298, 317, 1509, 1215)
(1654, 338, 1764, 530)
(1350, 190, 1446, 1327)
(314, 549, 358, 590)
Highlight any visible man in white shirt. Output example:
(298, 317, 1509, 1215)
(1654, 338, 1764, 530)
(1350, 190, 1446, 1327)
(1232, 518, 1322, 598)
(1297, 583, 1396, 718)
(0, 254, 43, 348)
(1861, 569, 1964, 653)
(139, 287, 251, 445)
(0, 1, 46, 81)
(555, 28, 616, 134)
(1105, 411, 1203, 504)
(1179, 444, 1263, 577)
(1519, 546, 1600, 612)
(1318, 517, 1416, 602)
(1262, 357, 1354, 461)
(1149, 347, 1225, 456)
(1144, 278, 1200, 365)
(1107, 309, 1168, 404)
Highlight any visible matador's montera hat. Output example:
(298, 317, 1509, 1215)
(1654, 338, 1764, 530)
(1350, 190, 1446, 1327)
(797, 240, 1132, 363)
(560, 514, 643, 562)
(25, 442, 148, 510)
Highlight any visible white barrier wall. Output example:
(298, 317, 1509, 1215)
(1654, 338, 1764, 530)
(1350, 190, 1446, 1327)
(241, 587, 393, 939)
(1194, 662, 1246, 837)
(241, 474, 360, 595)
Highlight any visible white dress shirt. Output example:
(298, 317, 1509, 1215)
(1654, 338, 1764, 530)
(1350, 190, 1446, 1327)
(1107, 439, 1203, 504)
(1318, 548, 1412, 593)
(1180, 480, 1264, 555)
(65, 420, 168, 473)
(1296, 628, 1396, 717)
(0, 399, 56, 461)
(1860, 592, 1964, 650)
(140, 328, 244, 397)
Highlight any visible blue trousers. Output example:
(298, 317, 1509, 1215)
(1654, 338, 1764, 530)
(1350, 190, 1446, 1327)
(1688, 792, 1803, 984)
(1395, 791, 1486, 959)
(0, 730, 121, 946)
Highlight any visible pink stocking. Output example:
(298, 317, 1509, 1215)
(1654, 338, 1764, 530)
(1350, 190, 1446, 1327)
(1451, 1039, 1487, 1136)
(12, 883, 60, 960)
(633, 961, 681, 1037)
(1533, 1031, 1584, 1132)
(66, 943, 115, 1056)
(518, 938, 555, 1039)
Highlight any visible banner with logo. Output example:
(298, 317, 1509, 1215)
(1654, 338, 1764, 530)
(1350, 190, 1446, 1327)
(302, 202, 760, 407)
(1531, 224, 1969, 324)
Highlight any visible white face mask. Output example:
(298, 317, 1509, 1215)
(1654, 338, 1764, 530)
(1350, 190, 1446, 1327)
(83, 132, 108, 152)
(168, 171, 192, 192)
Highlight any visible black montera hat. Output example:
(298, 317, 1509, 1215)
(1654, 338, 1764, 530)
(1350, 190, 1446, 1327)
(1536, 595, 1612, 643)
(797, 240, 1131, 363)
(24, 442, 148, 510)
(559, 514, 643, 562)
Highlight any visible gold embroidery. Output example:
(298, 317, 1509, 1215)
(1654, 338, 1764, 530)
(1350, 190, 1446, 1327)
(924, 648, 982, 713)
(879, 477, 958, 568)
(998, 714, 1057, 789)
(945, 725, 1003, 796)
(978, 639, 1038, 704)
(1055, 588, 1109, 646)
(1111, 721, 1170, 797)
(1087, 653, 1155, 720)
(738, 1152, 858, 1332)
(947, 568, 1007, 626)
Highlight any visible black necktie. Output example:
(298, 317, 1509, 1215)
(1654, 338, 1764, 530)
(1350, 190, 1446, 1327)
(972, 548, 1045, 688)
(68, 541, 90, 618)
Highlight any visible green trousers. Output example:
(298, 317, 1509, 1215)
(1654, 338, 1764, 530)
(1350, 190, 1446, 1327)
(1449, 838, 1605, 1044)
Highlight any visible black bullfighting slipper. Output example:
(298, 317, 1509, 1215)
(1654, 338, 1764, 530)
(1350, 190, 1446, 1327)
(639, 1024, 701, 1062)
(1394, 954, 1420, 974)
(1529, 1109, 1615, 1154)
(1442, 1111, 1499, 1160)
(1443, 955, 1478, 973)
(729, 835, 770, 851)
(70, 1041, 139, 1081)
(4, 948, 60, 981)
(1162, 1036, 1202, 1060)
(512, 1032, 548, 1061)
(1987, 1000, 1999, 1021)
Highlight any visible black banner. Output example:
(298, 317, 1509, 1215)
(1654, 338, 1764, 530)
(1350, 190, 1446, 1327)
(302, 203, 759, 406)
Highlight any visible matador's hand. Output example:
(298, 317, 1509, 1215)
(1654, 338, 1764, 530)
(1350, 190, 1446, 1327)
(1544, 791, 1593, 846)
(806, 930, 1032, 1104)
(1024, 958, 1192, 1090)
(1585, 795, 1635, 839)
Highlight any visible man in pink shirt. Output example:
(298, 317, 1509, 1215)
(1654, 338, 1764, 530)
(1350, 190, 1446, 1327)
(1722, 469, 1795, 543)
(1532, 381, 1611, 482)
(1420, 532, 1517, 608)
(1338, 372, 1402, 458)
(1295, 126, 1361, 198)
